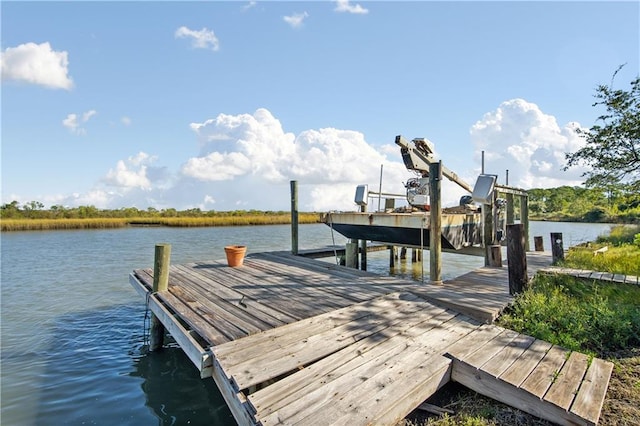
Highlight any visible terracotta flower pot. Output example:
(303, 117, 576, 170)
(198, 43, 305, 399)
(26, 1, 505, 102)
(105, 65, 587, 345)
(224, 245, 247, 267)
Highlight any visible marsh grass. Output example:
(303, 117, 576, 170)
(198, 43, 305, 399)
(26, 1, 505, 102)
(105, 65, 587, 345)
(1, 213, 321, 231)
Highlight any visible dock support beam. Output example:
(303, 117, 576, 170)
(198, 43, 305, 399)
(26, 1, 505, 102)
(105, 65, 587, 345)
(291, 180, 299, 256)
(150, 243, 171, 351)
(429, 161, 442, 284)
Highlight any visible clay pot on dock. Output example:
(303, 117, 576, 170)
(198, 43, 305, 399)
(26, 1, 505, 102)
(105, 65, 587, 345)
(224, 245, 247, 267)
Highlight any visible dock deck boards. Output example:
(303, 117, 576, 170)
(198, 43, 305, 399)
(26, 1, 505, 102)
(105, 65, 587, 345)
(130, 251, 613, 425)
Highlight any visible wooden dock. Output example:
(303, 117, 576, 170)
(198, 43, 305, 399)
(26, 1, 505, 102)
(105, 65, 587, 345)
(129, 251, 613, 425)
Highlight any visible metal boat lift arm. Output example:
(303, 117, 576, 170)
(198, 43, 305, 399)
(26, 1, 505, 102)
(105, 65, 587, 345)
(395, 135, 474, 194)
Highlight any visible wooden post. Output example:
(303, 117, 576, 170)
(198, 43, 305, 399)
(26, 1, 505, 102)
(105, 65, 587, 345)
(488, 245, 502, 267)
(429, 161, 442, 284)
(359, 204, 367, 271)
(506, 193, 515, 224)
(507, 224, 528, 295)
(389, 246, 396, 268)
(400, 247, 407, 260)
(345, 240, 358, 268)
(551, 232, 564, 264)
(290, 180, 299, 255)
(483, 203, 494, 266)
(534, 236, 544, 251)
(520, 195, 530, 251)
(150, 243, 171, 351)
(411, 248, 422, 262)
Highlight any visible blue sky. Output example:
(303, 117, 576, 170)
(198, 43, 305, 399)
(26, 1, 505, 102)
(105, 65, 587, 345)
(2, 1, 638, 212)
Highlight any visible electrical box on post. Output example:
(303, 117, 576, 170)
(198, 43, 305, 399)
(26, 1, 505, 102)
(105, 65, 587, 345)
(354, 184, 368, 206)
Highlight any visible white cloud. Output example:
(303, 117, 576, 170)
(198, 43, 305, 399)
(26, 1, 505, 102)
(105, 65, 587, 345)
(103, 152, 160, 189)
(283, 12, 309, 29)
(242, 1, 256, 11)
(1, 42, 73, 90)
(175, 26, 220, 51)
(182, 108, 408, 210)
(121, 116, 132, 126)
(470, 99, 587, 189)
(23, 104, 593, 212)
(334, 0, 369, 14)
(62, 109, 97, 135)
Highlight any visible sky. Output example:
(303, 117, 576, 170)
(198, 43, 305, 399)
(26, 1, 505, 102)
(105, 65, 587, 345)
(1, 1, 638, 212)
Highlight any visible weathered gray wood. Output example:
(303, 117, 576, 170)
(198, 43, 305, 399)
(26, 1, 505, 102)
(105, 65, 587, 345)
(570, 358, 614, 425)
(429, 161, 442, 284)
(507, 224, 528, 295)
(544, 351, 589, 410)
(450, 357, 591, 426)
(150, 243, 171, 351)
(481, 333, 536, 377)
(130, 273, 213, 376)
(520, 345, 569, 398)
(506, 192, 515, 224)
(290, 180, 298, 255)
(499, 339, 553, 387)
(520, 195, 530, 251)
(249, 310, 477, 418)
(211, 357, 258, 426)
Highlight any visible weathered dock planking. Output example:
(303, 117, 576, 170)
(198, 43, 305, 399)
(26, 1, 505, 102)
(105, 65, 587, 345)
(538, 266, 639, 286)
(129, 251, 613, 425)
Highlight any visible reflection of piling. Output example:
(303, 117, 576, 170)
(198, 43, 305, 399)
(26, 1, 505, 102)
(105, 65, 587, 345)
(150, 243, 171, 351)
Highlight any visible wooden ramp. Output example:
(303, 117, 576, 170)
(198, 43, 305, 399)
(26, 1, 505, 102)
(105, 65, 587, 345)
(129, 251, 613, 426)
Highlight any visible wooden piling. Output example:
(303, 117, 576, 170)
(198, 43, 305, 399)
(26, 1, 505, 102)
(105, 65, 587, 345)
(483, 202, 494, 267)
(534, 236, 544, 251)
(429, 162, 442, 284)
(290, 180, 299, 255)
(551, 232, 564, 264)
(507, 224, 528, 295)
(520, 195, 530, 251)
(389, 246, 396, 268)
(359, 205, 367, 271)
(150, 243, 171, 351)
(345, 240, 358, 268)
(488, 245, 502, 267)
(506, 193, 515, 224)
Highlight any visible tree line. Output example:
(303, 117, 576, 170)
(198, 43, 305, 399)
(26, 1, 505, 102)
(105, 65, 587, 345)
(0, 202, 296, 220)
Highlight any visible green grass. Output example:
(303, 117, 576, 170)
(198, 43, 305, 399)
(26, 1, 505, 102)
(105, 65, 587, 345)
(0, 213, 322, 231)
(498, 274, 640, 354)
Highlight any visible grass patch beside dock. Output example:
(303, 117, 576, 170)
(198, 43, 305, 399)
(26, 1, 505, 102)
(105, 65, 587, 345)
(404, 226, 640, 425)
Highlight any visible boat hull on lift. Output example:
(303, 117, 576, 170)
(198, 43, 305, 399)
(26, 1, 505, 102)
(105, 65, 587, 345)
(321, 211, 482, 250)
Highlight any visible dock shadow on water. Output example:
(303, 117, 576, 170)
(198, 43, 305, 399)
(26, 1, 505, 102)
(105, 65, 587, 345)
(1, 303, 235, 426)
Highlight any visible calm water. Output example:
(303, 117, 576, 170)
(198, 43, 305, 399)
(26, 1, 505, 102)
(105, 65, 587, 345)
(0, 222, 614, 425)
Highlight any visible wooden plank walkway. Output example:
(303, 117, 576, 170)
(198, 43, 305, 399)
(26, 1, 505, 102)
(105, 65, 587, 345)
(129, 250, 613, 425)
(538, 266, 639, 286)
